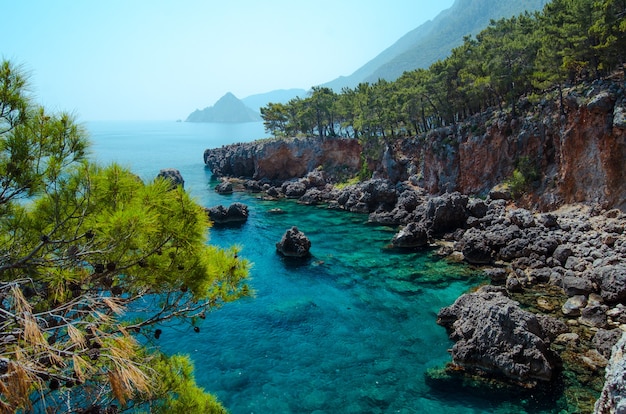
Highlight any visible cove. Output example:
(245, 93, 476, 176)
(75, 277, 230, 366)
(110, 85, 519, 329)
(156, 191, 487, 413)
(86, 121, 563, 413)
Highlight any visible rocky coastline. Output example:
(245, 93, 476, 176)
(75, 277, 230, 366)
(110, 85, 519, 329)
(203, 80, 626, 412)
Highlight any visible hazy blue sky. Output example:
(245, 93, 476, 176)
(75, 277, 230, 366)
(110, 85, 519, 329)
(2, 1, 455, 121)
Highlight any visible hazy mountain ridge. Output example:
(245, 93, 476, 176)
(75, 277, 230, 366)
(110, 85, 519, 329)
(199, 0, 548, 120)
(242, 88, 308, 112)
(323, 0, 548, 90)
(186, 92, 261, 123)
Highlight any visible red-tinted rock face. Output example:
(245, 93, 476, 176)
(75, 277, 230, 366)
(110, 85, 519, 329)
(204, 137, 361, 182)
(378, 81, 626, 211)
(556, 91, 626, 209)
(205, 81, 625, 211)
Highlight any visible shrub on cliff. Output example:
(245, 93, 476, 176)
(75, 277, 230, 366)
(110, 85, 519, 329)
(0, 60, 250, 412)
(505, 156, 540, 198)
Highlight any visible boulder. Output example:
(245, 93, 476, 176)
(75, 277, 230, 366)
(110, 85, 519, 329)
(157, 168, 184, 189)
(580, 304, 609, 328)
(298, 188, 327, 206)
(563, 275, 595, 297)
(537, 213, 559, 229)
(562, 295, 588, 317)
(276, 226, 311, 258)
(391, 222, 430, 248)
(509, 208, 536, 228)
(206, 203, 249, 224)
(437, 286, 557, 385)
(592, 264, 626, 303)
(488, 184, 512, 201)
(215, 181, 233, 194)
(335, 179, 398, 214)
(425, 192, 469, 234)
(282, 180, 307, 198)
(553, 245, 574, 266)
(593, 329, 623, 359)
(368, 189, 423, 225)
(467, 198, 488, 218)
(456, 228, 494, 264)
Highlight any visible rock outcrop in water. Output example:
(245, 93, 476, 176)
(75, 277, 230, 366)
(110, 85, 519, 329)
(157, 168, 185, 189)
(437, 286, 564, 386)
(276, 226, 311, 258)
(205, 203, 249, 224)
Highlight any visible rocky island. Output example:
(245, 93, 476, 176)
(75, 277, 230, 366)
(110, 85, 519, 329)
(204, 79, 626, 412)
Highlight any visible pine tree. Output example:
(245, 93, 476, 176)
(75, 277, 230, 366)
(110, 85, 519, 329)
(0, 60, 251, 413)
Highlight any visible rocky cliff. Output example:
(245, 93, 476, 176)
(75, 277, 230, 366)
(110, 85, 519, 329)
(201, 79, 626, 411)
(204, 136, 361, 182)
(377, 79, 626, 211)
(204, 80, 626, 211)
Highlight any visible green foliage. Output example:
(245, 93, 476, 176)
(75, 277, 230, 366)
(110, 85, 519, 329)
(505, 156, 540, 198)
(260, 0, 625, 142)
(0, 60, 251, 412)
(148, 354, 228, 414)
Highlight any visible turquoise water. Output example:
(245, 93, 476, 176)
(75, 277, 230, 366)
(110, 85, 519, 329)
(86, 121, 561, 413)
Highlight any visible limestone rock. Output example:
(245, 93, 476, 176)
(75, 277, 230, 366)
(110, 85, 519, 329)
(595, 332, 626, 414)
(391, 222, 429, 249)
(276, 226, 311, 258)
(562, 295, 588, 317)
(215, 181, 233, 194)
(455, 228, 494, 264)
(592, 264, 626, 303)
(425, 192, 469, 234)
(593, 329, 623, 359)
(157, 168, 184, 189)
(437, 286, 557, 385)
(206, 203, 249, 224)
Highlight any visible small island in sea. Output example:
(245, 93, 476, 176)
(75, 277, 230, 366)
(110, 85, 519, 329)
(186, 92, 262, 123)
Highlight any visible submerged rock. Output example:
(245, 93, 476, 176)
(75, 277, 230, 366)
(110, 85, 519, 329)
(276, 226, 311, 258)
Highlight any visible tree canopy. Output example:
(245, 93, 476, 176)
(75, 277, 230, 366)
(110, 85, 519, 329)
(261, 0, 625, 141)
(0, 60, 251, 413)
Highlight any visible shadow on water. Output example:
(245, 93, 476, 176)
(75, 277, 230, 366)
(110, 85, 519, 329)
(278, 254, 313, 269)
(425, 366, 568, 413)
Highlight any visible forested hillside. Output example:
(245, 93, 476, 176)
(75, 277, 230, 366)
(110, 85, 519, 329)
(323, 0, 548, 90)
(262, 0, 625, 141)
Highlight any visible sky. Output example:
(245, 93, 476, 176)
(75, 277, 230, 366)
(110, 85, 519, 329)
(1, 0, 455, 121)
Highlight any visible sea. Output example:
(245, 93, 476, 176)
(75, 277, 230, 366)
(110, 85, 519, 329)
(86, 121, 567, 414)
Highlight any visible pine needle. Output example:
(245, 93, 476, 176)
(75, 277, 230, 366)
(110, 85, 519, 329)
(67, 324, 87, 349)
(102, 296, 125, 315)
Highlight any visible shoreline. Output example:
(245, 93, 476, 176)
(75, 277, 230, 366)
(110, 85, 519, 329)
(207, 171, 626, 412)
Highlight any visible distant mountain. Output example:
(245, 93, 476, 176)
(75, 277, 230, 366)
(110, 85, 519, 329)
(242, 88, 308, 112)
(322, 0, 548, 91)
(186, 92, 261, 123)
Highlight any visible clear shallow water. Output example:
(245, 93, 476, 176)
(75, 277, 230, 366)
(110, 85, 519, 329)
(86, 121, 563, 414)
